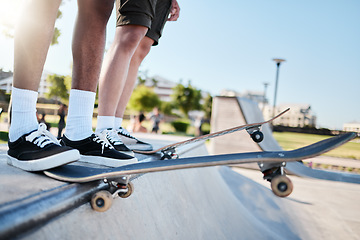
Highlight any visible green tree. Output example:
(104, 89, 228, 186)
(128, 85, 160, 112)
(202, 93, 212, 119)
(160, 101, 175, 115)
(171, 81, 202, 117)
(151, 78, 158, 87)
(137, 76, 146, 85)
(46, 74, 69, 103)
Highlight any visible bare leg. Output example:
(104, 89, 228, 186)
(13, 0, 61, 91)
(61, 0, 138, 164)
(72, 0, 114, 92)
(97, 25, 148, 117)
(8, 0, 81, 171)
(65, 0, 114, 140)
(115, 37, 154, 118)
(10, 0, 61, 141)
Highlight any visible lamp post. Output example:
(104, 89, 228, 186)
(262, 82, 269, 113)
(272, 58, 286, 117)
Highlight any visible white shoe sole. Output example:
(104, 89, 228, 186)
(7, 149, 80, 172)
(118, 150, 135, 157)
(126, 143, 153, 151)
(78, 155, 138, 167)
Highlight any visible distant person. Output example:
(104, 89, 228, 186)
(38, 113, 51, 130)
(126, 115, 136, 133)
(133, 112, 147, 133)
(149, 107, 163, 134)
(194, 116, 203, 137)
(57, 103, 67, 139)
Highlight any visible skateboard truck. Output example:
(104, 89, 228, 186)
(160, 147, 178, 160)
(90, 176, 134, 212)
(246, 125, 264, 143)
(261, 162, 293, 198)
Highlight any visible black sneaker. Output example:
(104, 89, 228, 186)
(60, 133, 138, 167)
(100, 129, 134, 156)
(7, 123, 80, 171)
(116, 127, 153, 151)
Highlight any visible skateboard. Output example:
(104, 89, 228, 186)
(133, 108, 290, 159)
(44, 132, 356, 212)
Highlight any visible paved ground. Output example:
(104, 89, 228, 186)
(232, 167, 360, 240)
(1, 133, 360, 239)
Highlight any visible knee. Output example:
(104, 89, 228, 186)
(78, 0, 114, 26)
(116, 26, 148, 54)
(133, 41, 152, 63)
(94, 0, 114, 21)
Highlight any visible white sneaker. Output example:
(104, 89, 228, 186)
(100, 128, 134, 156)
(116, 127, 153, 151)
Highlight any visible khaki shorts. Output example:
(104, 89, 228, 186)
(116, 0, 172, 46)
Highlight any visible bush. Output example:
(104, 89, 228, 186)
(0, 131, 8, 141)
(201, 122, 211, 135)
(171, 119, 190, 133)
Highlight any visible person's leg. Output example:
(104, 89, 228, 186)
(8, 0, 80, 171)
(65, 0, 114, 141)
(10, 0, 62, 142)
(62, 0, 137, 166)
(114, 36, 154, 120)
(114, 0, 173, 121)
(114, 0, 173, 150)
(13, 0, 61, 91)
(95, 25, 147, 156)
(112, 37, 153, 149)
(96, 0, 155, 133)
(97, 25, 148, 119)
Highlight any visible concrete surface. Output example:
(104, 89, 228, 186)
(0, 134, 306, 240)
(232, 167, 360, 240)
(0, 106, 359, 239)
(210, 96, 360, 183)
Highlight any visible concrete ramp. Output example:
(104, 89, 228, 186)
(2, 133, 360, 239)
(210, 96, 360, 184)
(0, 138, 308, 239)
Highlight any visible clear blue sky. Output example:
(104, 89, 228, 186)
(0, 0, 359, 130)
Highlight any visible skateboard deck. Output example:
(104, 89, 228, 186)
(44, 132, 356, 211)
(133, 108, 290, 158)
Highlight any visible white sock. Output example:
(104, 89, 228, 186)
(114, 117, 123, 129)
(64, 89, 96, 141)
(95, 116, 115, 133)
(9, 87, 39, 142)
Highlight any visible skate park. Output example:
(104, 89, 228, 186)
(0, 96, 360, 239)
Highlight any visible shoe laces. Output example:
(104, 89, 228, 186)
(117, 127, 137, 140)
(25, 123, 60, 148)
(93, 132, 113, 154)
(104, 129, 124, 146)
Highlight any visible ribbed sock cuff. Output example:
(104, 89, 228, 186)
(114, 117, 123, 129)
(9, 87, 39, 141)
(96, 116, 115, 133)
(65, 89, 96, 141)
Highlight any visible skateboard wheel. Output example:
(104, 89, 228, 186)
(271, 175, 293, 198)
(161, 154, 171, 160)
(119, 182, 134, 198)
(91, 190, 113, 212)
(251, 131, 264, 143)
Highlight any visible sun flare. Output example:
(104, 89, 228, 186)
(0, 0, 22, 30)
